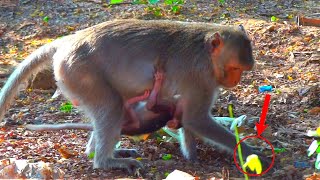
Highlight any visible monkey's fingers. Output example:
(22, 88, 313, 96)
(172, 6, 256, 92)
(134, 167, 144, 177)
(120, 159, 144, 175)
(154, 71, 164, 81)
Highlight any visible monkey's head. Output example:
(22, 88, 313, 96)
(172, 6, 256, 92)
(209, 27, 254, 88)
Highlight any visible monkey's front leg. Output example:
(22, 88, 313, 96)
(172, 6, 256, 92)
(179, 128, 198, 161)
(182, 92, 270, 171)
(57, 67, 143, 174)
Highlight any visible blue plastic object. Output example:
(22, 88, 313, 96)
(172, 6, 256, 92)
(294, 161, 311, 168)
(259, 85, 273, 93)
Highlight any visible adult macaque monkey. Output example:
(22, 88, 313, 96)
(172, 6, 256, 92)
(0, 19, 268, 174)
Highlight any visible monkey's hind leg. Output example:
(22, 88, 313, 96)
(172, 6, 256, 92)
(88, 87, 143, 174)
(55, 66, 143, 175)
(179, 128, 198, 162)
(85, 131, 95, 156)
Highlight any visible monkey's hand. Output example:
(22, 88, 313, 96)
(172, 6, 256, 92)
(126, 90, 150, 105)
(166, 119, 180, 129)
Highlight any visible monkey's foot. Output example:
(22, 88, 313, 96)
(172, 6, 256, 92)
(166, 119, 180, 129)
(154, 71, 164, 81)
(94, 158, 144, 175)
(114, 149, 140, 158)
(85, 133, 95, 156)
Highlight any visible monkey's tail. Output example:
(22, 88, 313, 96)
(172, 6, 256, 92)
(26, 123, 93, 131)
(0, 42, 58, 121)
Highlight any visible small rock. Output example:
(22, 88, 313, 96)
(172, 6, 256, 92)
(301, 97, 309, 103)
(33, 117, 43, 124)
(165, 170, 194, 180)
(288, 114, 298, 118)
(297, 87, 310, 96)
(21, 108, 29, 113)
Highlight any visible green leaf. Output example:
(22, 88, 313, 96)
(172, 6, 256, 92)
(156, 137, 163, 144)
(88, 152, 95, 159)
(153, 8, 162, 17)
(271, 16, 278, 22)
(164, 0, 173, 5)
(133, 0, 147, 4)
(110, 0, 123, 4)
(274, 148, 286, 153)
(43, 16, 49, 23)
(218, 0, 225, 4)
(60, 102, 73, 113)
(176, 0, 184, 4)
(164, 172, 170, 177)
(316, 153, 320, 170)
(148, 0, 159, 4)
(171, 5, 180, 14)
(316, 145, 320, 153)
(162, 154, 172, 160)
(220, 12, 230, 19)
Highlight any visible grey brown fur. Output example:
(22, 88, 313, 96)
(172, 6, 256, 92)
(0, 19, 265, 174)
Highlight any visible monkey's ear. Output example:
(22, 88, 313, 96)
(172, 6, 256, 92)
(211, 32, 223, 49)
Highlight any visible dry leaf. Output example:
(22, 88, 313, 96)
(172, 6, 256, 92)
(309, 107, 320, 115)
(57, 146, 78, 159)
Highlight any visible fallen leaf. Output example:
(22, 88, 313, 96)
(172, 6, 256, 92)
(56, 146, 78, 159)
(309, 107, 320, 115)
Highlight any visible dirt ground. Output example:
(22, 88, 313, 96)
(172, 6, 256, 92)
(0, 0, 319, 179)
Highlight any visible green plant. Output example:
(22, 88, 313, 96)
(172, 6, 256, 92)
(60, 102, 73, 113)
(135, 0, 185, 16)
(164, 0, 184, 14)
